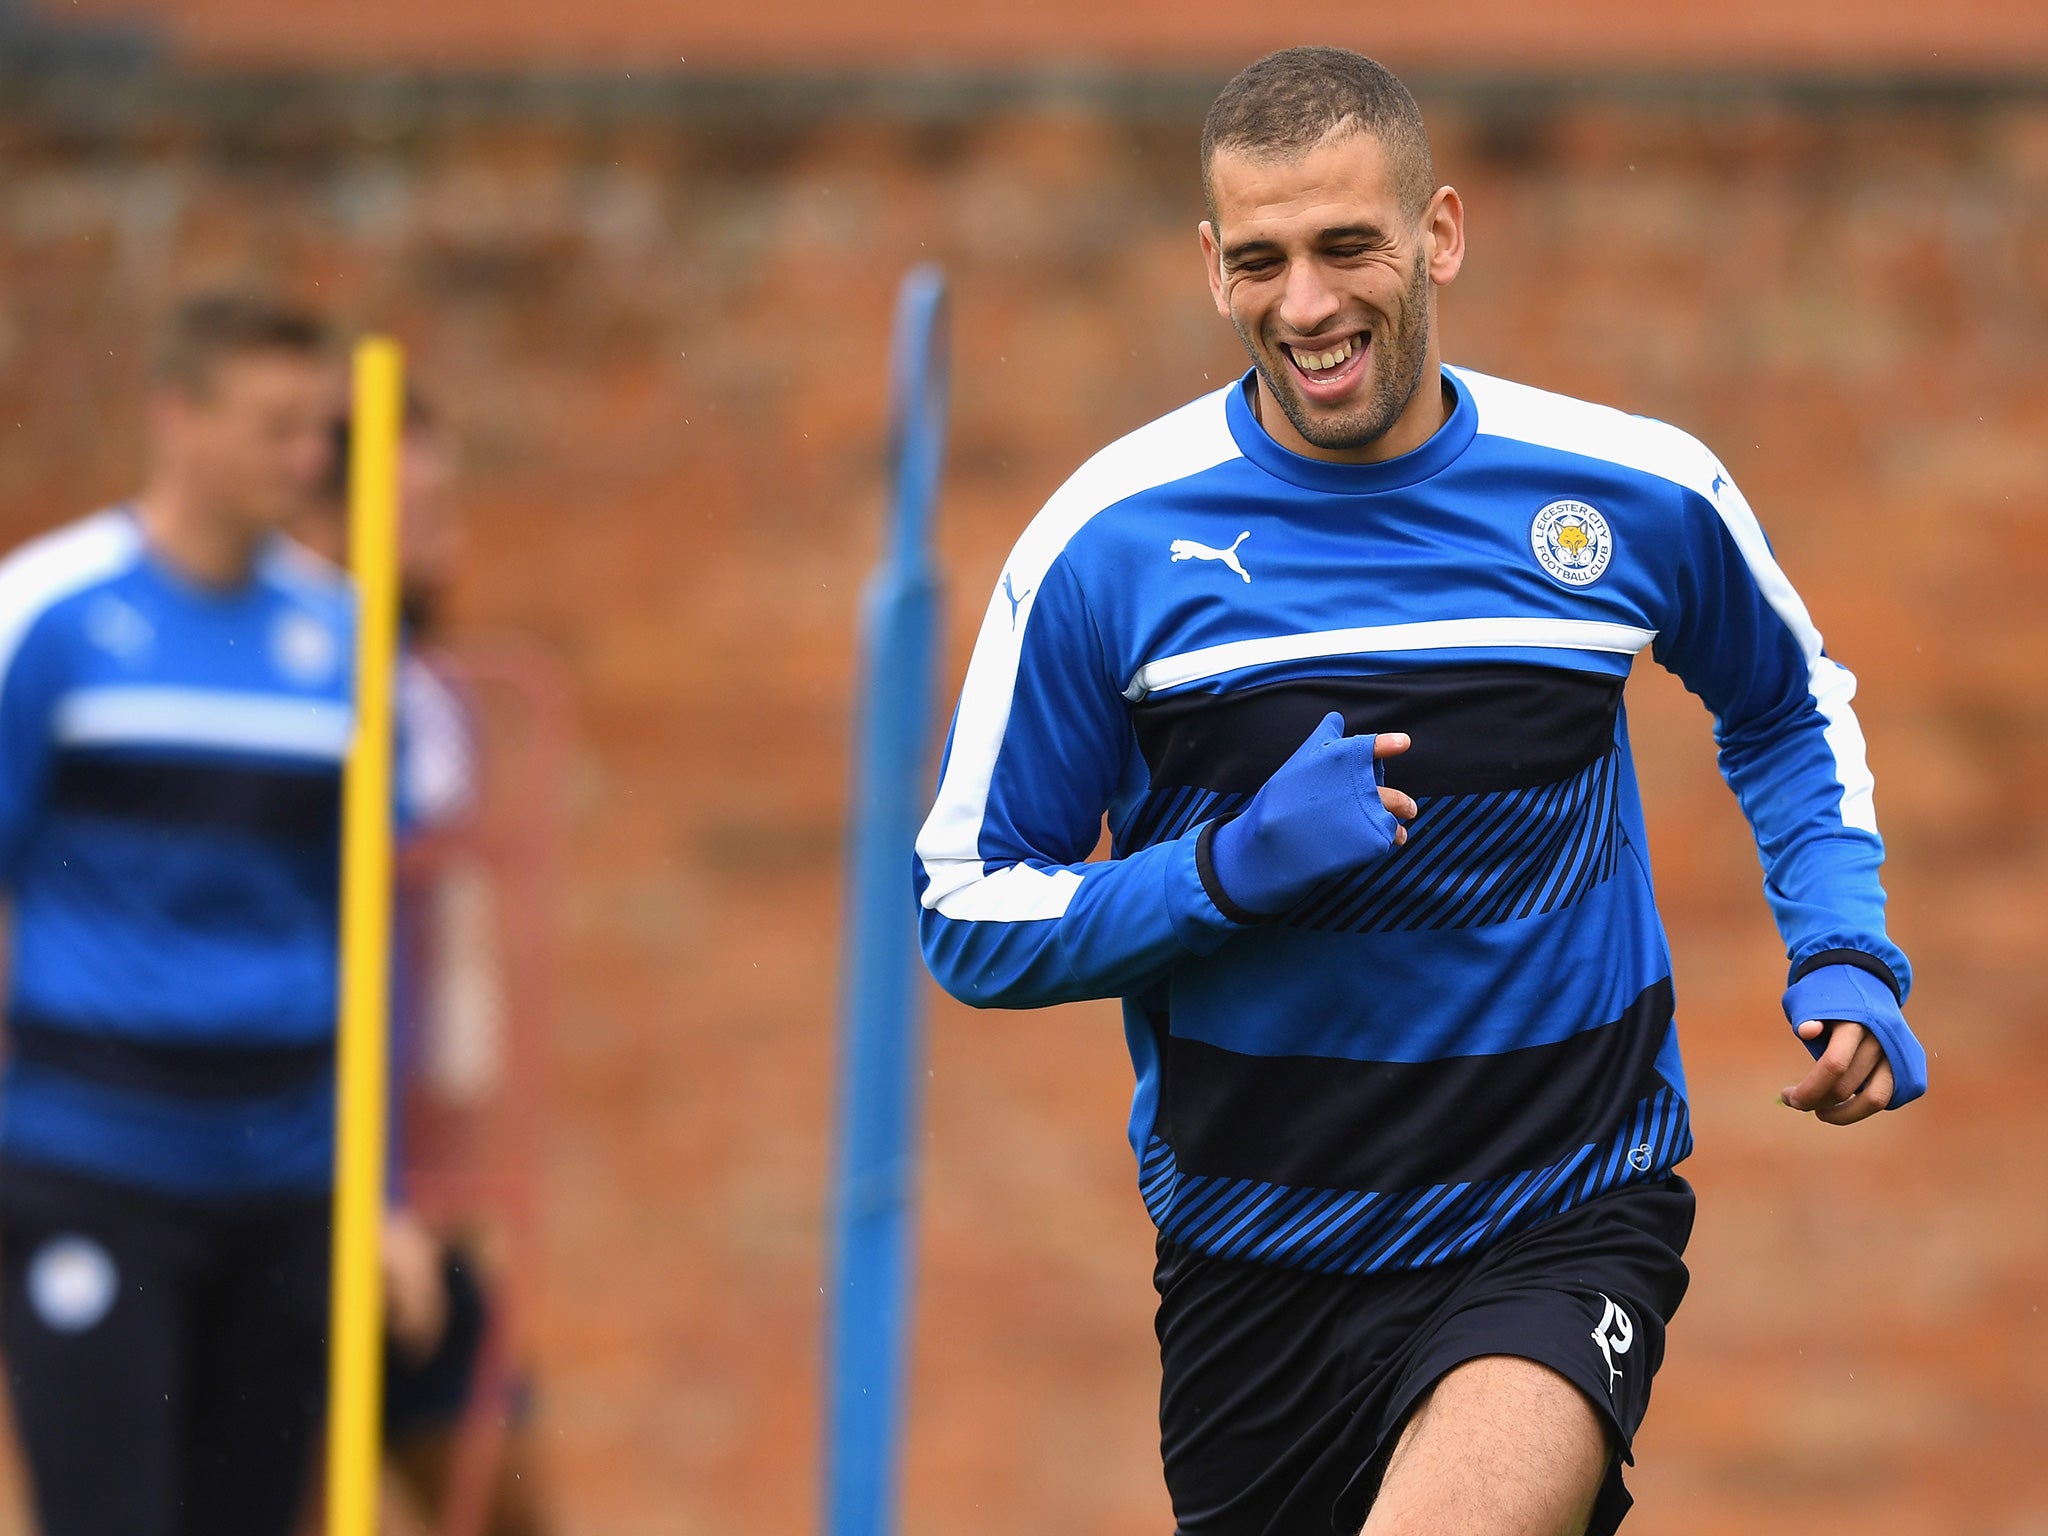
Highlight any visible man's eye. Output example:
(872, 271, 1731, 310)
(1326, 246, 1368, 260)
(1233, 259, 1281, 276)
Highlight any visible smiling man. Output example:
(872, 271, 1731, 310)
(915, 46, 1924, 1536)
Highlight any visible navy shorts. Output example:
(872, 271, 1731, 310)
(0, 1161, 330, 1536)
(1155, 1177, 1694, 1536)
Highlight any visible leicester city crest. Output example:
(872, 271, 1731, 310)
(1530, 500, 1613, 587)
(271, 608, 339, 685)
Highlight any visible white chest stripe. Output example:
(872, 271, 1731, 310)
(1123, 617, 1657, 702)
(55, 686, 352, 761)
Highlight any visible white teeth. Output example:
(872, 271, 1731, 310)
(1291, 336, 1358, 374)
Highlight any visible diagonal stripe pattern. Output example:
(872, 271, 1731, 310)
(1116, 785, 1247, 853)
(1292, 750, 1622, 933)
(1138, 1085, 1692, 1275)
(1119, 750, 1622, 933)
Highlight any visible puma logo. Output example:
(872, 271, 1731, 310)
(1590, 1293, 1634, 1393)
(1169, 530, 1252, 583)
(1001, 572, 1033, 628)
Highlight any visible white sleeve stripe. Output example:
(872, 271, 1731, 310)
(1699, 482, 1878, 835)
(0, 510, 142, 691)
(927, 862, 1084, 921)
(1453, 365, 1878, 836)
(915, 388, 1242, 920)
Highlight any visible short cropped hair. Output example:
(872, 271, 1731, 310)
(1201, 47, 1436, 223)
(150, 291, 330, 398)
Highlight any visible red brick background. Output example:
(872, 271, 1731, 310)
(1, 76, 2045, 1535)
(40, 0, 2048, 72)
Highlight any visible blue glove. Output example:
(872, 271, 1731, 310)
(1201, 712, 1403, 921)
(1781, 962, 1927, 1109)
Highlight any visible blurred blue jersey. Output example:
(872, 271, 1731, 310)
(0, 507, 354, 1199)
(916, 367, 1908, 1276)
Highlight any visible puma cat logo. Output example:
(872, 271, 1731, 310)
(1169, 530, 1252, 583)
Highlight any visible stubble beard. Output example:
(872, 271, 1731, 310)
(1243, 252, 1433, 455)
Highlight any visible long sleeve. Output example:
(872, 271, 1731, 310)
(915, 552, 1240, 1010)
(0, 604, 67, 883)
(1651, 466, 1910, 1000)
(0, 511, 145, 883)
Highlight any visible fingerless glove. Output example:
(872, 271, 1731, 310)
(1201, 712, 1404, 921)
(1782, 961, 1927, 1108)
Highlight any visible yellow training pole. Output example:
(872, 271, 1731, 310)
(326, 336, 404, 1536)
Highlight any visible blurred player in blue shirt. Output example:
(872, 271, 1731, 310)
(0, 293, 346, 1536)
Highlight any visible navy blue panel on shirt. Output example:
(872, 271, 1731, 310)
(8, 1019, 333, 1100)
(49, 749, 341, 844)
(1130, 664, 1623, 799)
(916, 364, 1909, 1274)
(1157, 978, 1675, 1193)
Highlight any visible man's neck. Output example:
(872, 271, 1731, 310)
(132, 483, 262, 590)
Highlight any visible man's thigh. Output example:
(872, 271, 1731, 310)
(1157, 1180, 1693, 1536)
(1363, 1355, 1607, 1536)
(182, 1195, 329, 1536)
(0, 1163, 195, 1536)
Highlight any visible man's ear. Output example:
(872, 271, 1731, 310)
(1199, 220, 1230, 318)
(1424, 186, 1466, 287)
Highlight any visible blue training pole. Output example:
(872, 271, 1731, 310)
(825, 265, 949, 1536)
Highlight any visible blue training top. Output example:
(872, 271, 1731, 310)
(0, 506, 354, 1199)
(916, 366, 1908, 1276)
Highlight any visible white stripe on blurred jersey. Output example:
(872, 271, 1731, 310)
(53, 686, 352, 760)
(399, 655, 478, 830)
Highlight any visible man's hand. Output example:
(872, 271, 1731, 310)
(383, 1207, 450, 1364)
(1204, 712, 1419, 920)
(1780, 1019, 1895, 1125)
(1778, 961, 1927, 1121)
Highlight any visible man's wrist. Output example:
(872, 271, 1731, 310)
(1196, 816, 1273, 927)
(1788, 947, 1901, 1002)
(1168, 823, 1250, 954)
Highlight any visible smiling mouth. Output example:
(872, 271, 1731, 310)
(1283, 331, 1368, 391)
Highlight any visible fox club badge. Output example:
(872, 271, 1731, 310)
(1530, 500, 1614, 587)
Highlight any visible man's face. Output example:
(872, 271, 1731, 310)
(1201, 129, 1463, 461)
(154, 350, 338, 536)
(397, 431, 463, 626)
(291, 425, 464, 625)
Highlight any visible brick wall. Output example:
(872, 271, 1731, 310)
(33, 0, 2048, 71)
(0, 76, 2045, 1534)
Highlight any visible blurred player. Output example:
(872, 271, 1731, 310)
(0, 293, 345, 1535)
(296, 393, 555, 1536)
(914, 47, 1927, 1536)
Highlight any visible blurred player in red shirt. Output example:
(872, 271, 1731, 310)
(299, 390, 554, 1536)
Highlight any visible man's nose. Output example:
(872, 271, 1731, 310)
(1277, 259, 1343, 336)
